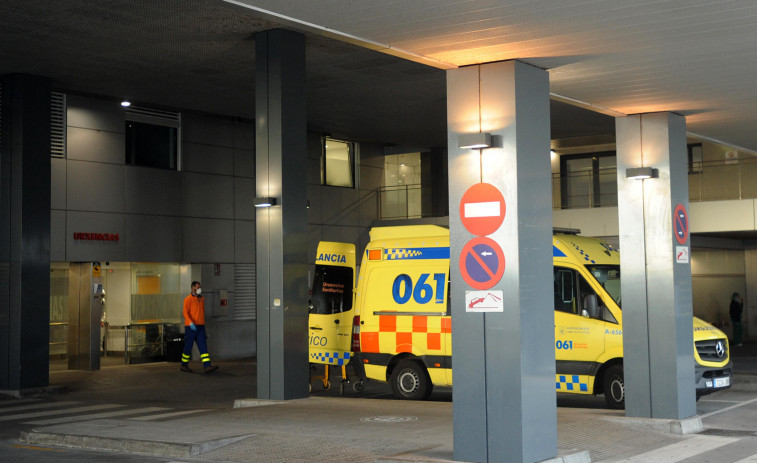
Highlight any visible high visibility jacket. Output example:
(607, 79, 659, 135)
(183, 294, 205, 326)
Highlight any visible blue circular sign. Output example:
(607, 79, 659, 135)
(460, 237, 505, 290)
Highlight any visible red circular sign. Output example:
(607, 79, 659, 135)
(459, 237, 506, 290)
(674, 204, 689, 245)
(459, 183, 506, 236)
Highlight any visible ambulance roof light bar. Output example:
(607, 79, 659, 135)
(458, 132, 492, 150)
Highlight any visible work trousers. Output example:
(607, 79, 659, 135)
(182, 325, 212, 367)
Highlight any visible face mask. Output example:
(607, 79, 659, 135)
(195, 288, 202, 295)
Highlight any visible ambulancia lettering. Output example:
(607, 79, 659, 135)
(318, 253, 347, 263)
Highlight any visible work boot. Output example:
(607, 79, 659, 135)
(204, 365, 219, 374)
(180, 364, 193, 373)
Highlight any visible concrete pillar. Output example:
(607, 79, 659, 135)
(254, 29, 309, 400)
(616, 112, 696, 419)
(0, 75, 52, 390)
(448, 61, 556, 463)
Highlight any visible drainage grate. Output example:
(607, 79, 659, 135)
(700, 428, 757, 437)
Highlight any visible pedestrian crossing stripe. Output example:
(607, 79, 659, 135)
(0, 401, 210, 424)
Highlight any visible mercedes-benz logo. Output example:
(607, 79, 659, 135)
(715, 341, 725, 358)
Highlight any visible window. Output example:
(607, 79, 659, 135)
(309, 265, 353, 314)
(688, 143, 703, 174)
(125, 107, 181, 170)
(321, 138, 356, 187)
(553, 266, 617, 323)
(559, 152, 617, 209)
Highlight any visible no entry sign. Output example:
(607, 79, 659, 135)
(674, 204, 689, 245)
(459, 237, 505, 290)
(460, 183, 506, 236)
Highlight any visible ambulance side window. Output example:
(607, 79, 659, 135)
(554, 268, 576, 313)
(310, 265, 353, 315)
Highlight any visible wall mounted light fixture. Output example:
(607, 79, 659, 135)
(120, 100, 131, 108)
(625, 167, 659, 180)
(254, 197, 277, 208)
(458, 132, 492, 150)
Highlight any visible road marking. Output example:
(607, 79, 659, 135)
(607, 436, 738, 462)
(129, 409, 210, 421)
(0, 401, 79, 414)
(700, 396, 757, 419)
(26, 406, 169, 425)
(734, 455, 757, 463)
(0, 404, 123, 422)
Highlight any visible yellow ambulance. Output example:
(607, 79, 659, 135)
(310, 225, 733, 408)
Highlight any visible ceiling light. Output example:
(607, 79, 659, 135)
(458, 132, 492, 150)
(121, 100, 131, 107)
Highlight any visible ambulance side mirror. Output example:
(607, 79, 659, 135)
(582, 294, 600, 319)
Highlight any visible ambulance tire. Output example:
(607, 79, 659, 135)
(603, 364, 625, 409)
(391, 360, 432, 400)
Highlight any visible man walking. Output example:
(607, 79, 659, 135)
(181, 281, 219, 373)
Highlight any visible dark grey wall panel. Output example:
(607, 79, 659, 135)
(360, 164, 383, 191)
(306, 185, 322, 224)
(124, 166, 181, 216)
(66, 211, 125, 262)
(182, 172, 234, 219)
(124, 214, 182, 261)
(182, 217, 234, 263)
(234, 149, 254, 178)
(234, 120, 255, 150)
(67, 160, 125, 213)
(50, 210, 66, 262)
(306, 156, 320, 186)
(67, 127, 124, 164)
(321, 187, 360, 225)
(359, 189, 378, 227)
(51, 158, 67, 210)
(234, 220, 255, 263)
(67, 95, 124, 133)
(183, 142, 234, 176)
(234, 177, 255, 220)
(182, 113, 234, 147)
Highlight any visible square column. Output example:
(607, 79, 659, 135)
(255, 29, 309, 400)
(0, 75, 52, 390)
(616, 112, 696, 419)
(448, 61, 556, 463)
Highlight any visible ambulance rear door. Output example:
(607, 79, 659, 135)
(308, 242, 356, 366)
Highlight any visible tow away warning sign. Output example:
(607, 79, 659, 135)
(465, 290, 504, 312)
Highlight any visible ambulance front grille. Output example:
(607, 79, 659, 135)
(695, 338, 728, 362)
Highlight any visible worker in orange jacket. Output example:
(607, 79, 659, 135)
(181, 281, 218, 373)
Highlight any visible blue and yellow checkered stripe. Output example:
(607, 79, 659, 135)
(556, 374, 589, 392)
(310, 351, 351, 365)
(383, 247, 450, 260)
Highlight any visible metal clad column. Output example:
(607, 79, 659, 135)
(616, 112, 696, 419)
(0, 75, 52, 390)
(448, 61, 556, 463)
(255, 30, 309, 400)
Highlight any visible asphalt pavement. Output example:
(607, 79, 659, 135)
(0, 342, 756, 462)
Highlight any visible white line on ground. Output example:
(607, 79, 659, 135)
(0, 401, 79, 414)
(26, 406, 169, 425)
(605, 435, 738, 462)
(700, 396, 757, 419)
(0, 404, 123, 422)
(734, 455, 757, 463)
(129, 409, 210, 421)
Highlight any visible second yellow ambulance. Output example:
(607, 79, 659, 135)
(310, 225, 733, 408)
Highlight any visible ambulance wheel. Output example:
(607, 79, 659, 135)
(353, 381, 365, 393)
(603, 364, 625, 409)
(391, 360, 432, 400)
(323, 380, 331, 391)
(309, 383, 312, 393)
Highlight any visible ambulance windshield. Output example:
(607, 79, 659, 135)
(587, 265, 621, 308)
(310, 265, 353, 314)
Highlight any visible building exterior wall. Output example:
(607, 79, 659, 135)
(51, 95, 257, 360)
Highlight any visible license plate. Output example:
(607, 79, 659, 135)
(714, 377, 730, 388)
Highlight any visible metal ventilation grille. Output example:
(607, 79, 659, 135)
(125, 106, 181, 127)
(234, 263, 256, 320)
(50, 92, 66, 157)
